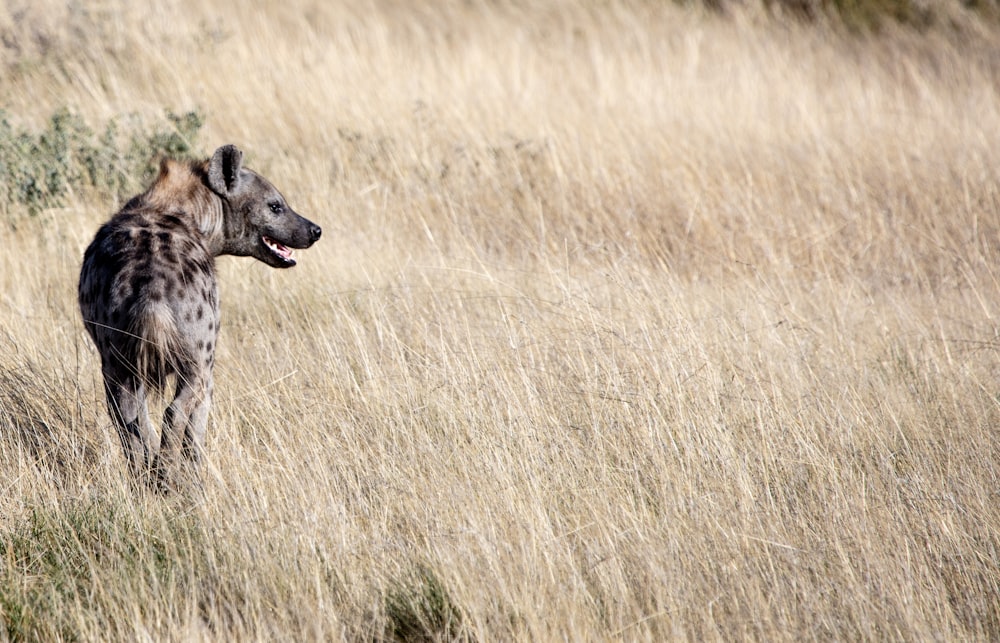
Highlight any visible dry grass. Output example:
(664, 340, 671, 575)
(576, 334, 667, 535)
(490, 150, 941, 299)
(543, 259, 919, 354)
(2, 0, 1000, 640)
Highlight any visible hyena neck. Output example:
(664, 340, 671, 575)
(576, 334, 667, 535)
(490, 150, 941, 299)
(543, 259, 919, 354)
(144, 158, 228, 256)
(191, 159, 255, 259)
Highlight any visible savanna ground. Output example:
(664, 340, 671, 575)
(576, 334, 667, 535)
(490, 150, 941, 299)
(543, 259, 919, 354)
(2, 0, 1000, 640)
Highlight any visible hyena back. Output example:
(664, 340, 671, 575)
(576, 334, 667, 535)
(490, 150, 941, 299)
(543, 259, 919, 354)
(79, 144, 321, 487)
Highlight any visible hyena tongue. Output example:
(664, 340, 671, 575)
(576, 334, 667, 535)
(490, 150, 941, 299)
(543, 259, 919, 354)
(263, 236, 293, 260)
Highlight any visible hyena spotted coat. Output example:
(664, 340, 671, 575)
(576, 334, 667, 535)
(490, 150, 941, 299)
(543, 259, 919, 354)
(79, 144, 321, 486)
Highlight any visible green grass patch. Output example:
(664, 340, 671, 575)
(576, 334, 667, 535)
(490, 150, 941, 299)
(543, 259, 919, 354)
(0, 498, 186, 640)
(384, 564, 469, 642)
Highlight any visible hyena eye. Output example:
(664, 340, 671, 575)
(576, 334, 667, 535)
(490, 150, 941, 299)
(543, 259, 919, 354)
(269, 201, 284, 214)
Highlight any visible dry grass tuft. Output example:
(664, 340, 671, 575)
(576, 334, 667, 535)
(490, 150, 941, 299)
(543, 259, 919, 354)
(2, 0, 999, 639)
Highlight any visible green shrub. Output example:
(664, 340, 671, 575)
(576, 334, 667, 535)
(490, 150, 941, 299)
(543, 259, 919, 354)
(0, 108, 203, 218)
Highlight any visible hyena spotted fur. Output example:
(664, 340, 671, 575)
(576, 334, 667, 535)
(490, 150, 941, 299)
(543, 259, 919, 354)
(79, 144, 321, 487)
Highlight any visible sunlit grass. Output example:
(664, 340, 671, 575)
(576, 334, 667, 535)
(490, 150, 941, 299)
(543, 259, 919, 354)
(1, 1, 999, 639)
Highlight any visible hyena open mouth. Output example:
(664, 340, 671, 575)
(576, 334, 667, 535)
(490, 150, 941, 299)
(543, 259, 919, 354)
(262, 236, 296, 266)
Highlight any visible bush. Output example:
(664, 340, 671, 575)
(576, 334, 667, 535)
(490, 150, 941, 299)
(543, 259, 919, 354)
(0, 108, 203, 218)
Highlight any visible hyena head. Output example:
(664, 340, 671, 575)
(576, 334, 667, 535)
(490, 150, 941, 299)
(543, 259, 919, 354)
(207, 144, 322, 268)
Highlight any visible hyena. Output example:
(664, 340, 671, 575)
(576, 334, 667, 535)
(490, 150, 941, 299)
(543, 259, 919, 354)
(78, 144, 321, 487)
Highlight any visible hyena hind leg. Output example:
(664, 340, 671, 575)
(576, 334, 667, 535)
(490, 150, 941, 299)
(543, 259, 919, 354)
(157, 370, 212, 490)
(102, 371, 159, 480)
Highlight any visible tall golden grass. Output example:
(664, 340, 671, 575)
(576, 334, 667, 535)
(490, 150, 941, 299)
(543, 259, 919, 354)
(2, 0, 999, 639)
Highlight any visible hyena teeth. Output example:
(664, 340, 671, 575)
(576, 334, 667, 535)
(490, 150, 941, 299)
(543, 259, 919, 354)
(264, 236, 293, 260)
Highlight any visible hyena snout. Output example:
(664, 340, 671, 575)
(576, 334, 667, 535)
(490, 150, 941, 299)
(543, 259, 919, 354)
(260, 211, 321, 268)
(306, 221, 322, 244)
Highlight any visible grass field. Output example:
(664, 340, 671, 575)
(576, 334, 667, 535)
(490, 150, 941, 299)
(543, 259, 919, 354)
(2, 0, 1000, 639)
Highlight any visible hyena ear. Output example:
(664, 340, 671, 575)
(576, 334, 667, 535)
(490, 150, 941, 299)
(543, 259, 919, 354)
(207, 144, 244, 196)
